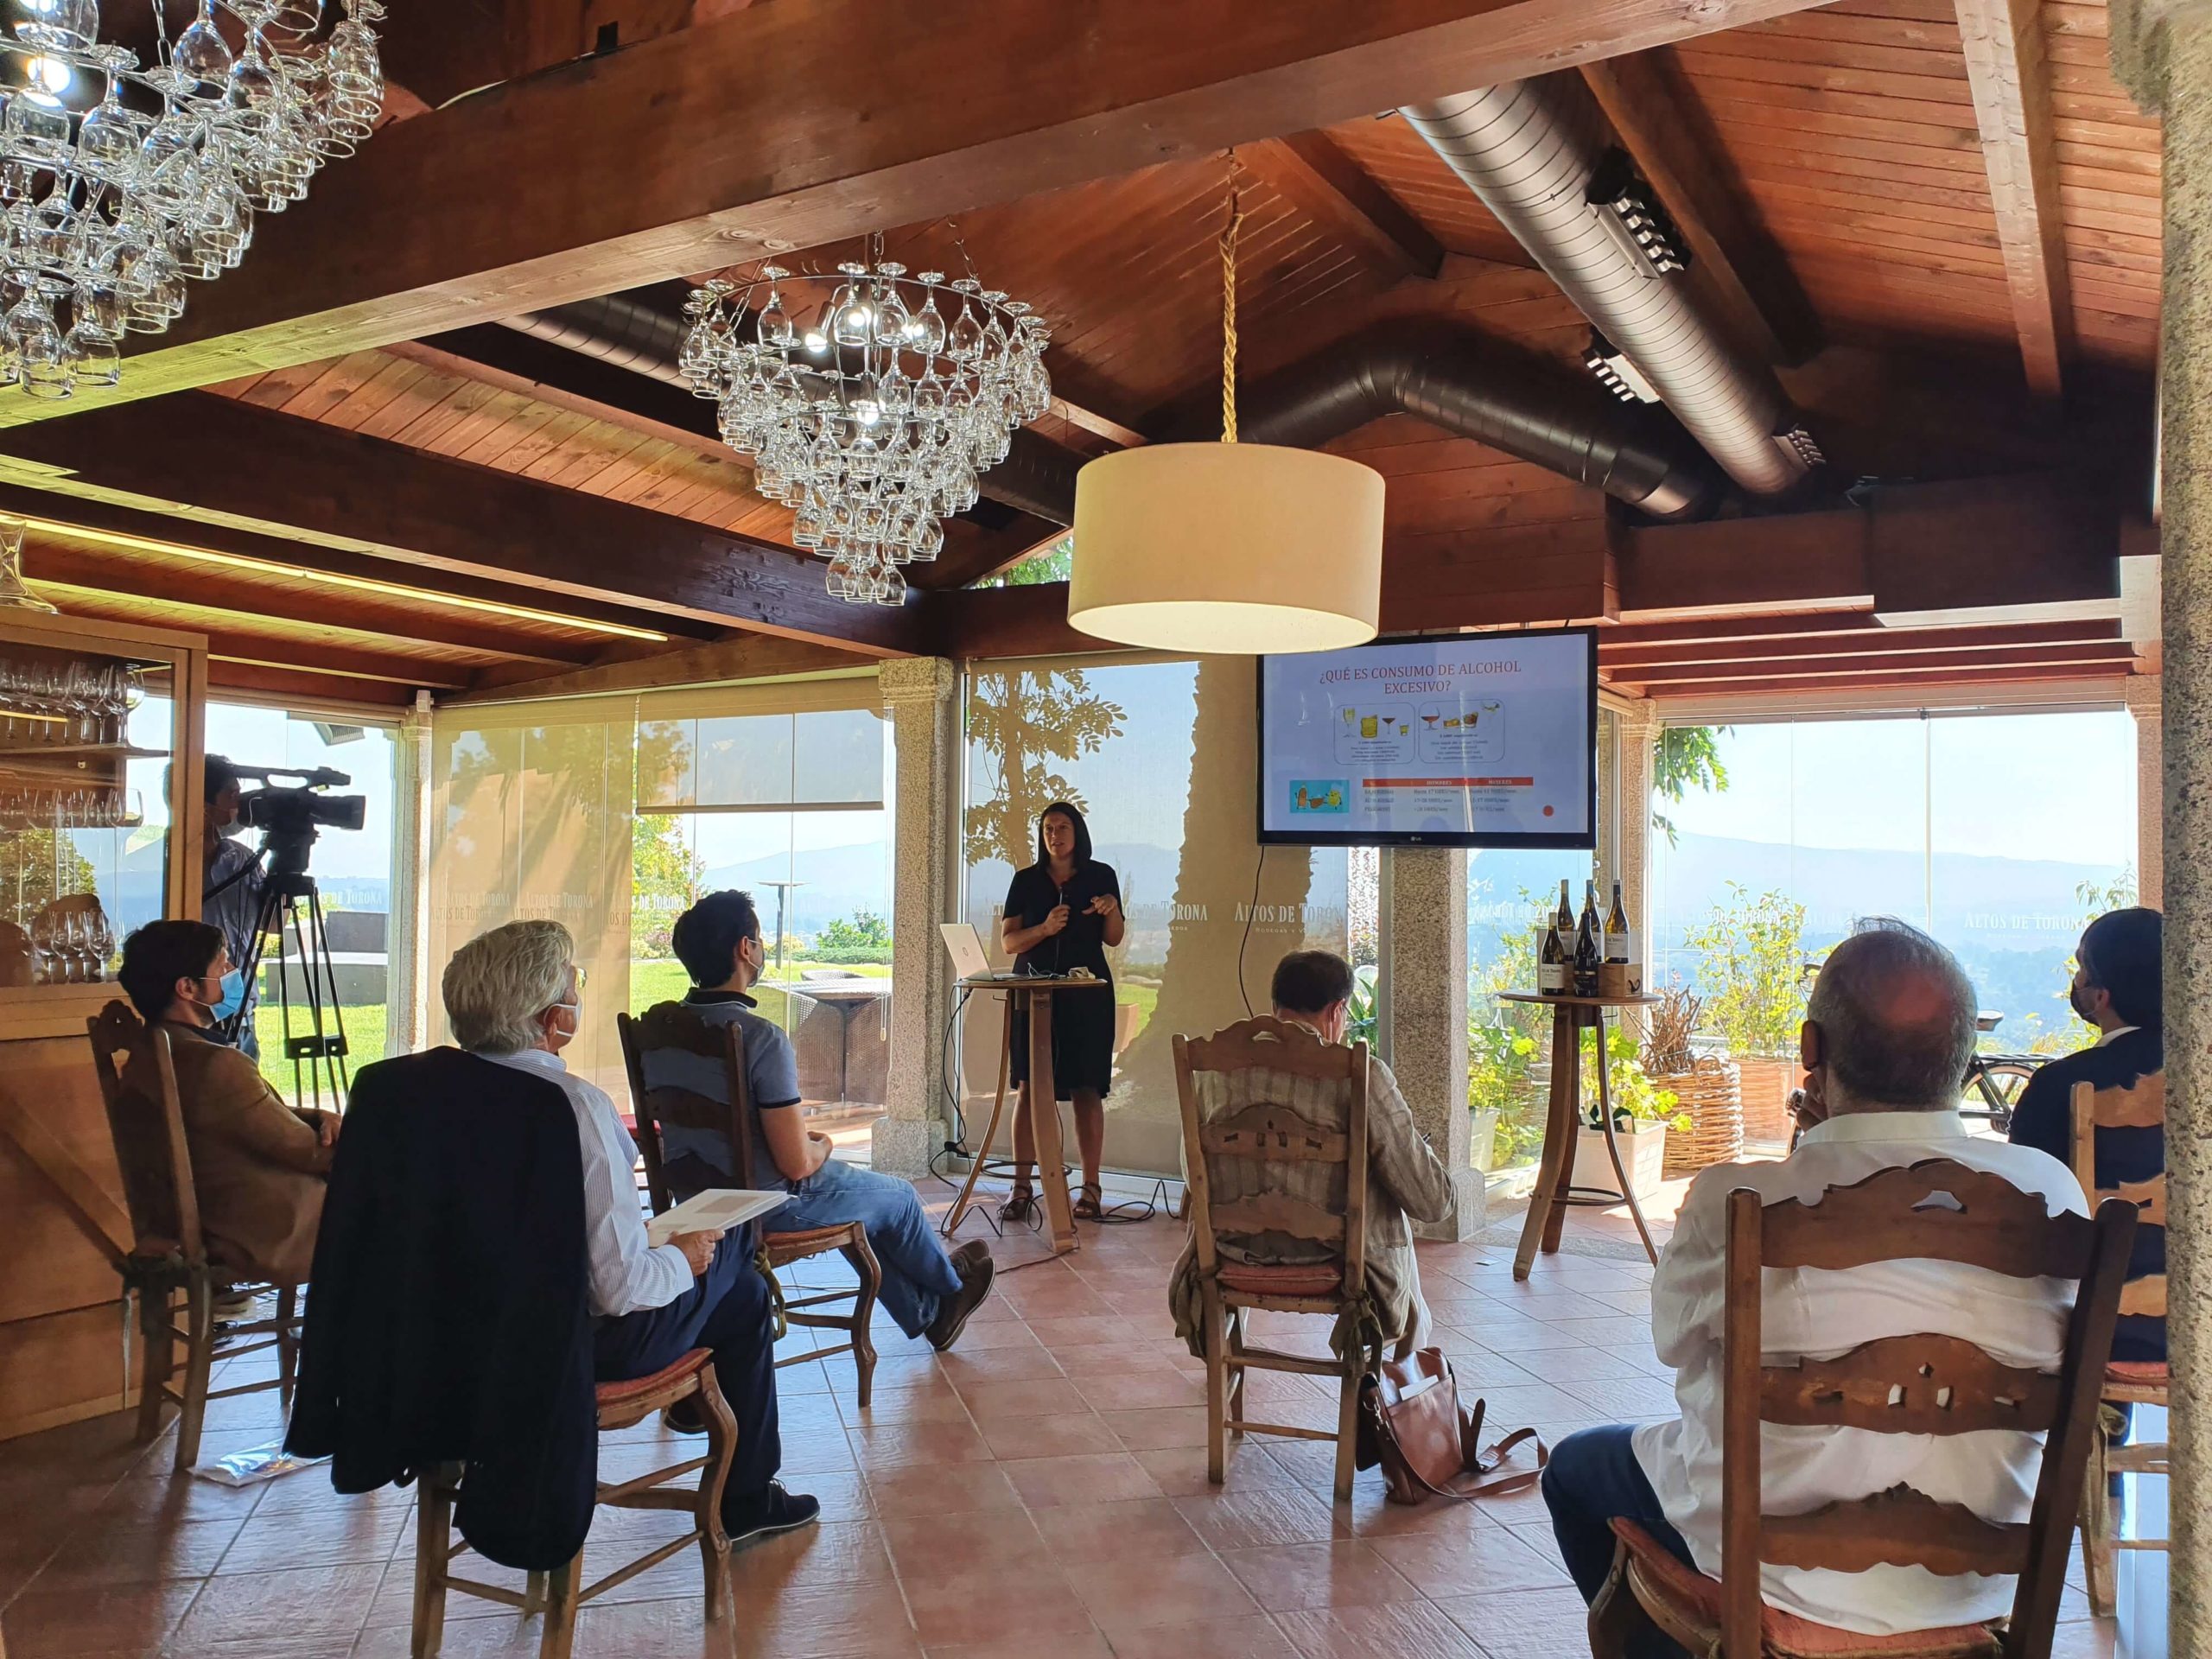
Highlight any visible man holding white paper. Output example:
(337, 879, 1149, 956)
(442, 920, 818, 1548)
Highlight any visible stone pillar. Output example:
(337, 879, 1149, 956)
(2127, 674, 2163, 907)
(2109, 3, 2210, 1642)
(386, 690, 434, 1058)
(1616, 700, 1661, 1001)
(1382, 846, 1481, 1240)
(875, 658, 960, 1177)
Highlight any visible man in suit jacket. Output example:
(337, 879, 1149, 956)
(2007, 906, 2164, 1363)
(118, 921, 335, 1284)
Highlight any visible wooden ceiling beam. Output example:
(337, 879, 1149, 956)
(1601, 618, 2122, 670)
(1618, 641, 2132, 685)
(6, 0, 1835, 425)
(1952, 0, 2075, 399)
(0, 478, 714, 645)
(1245, 133, 1446, 281)
(206, 660, 416, 708)
(1580, 48, 1821, 365)
(455, 632, 871, 702)
(926, 475, 2124, 658)
(0, 393, 922, 653)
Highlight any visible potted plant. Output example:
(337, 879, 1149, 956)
(1468, 1018, 1539, 1174)
(1644, 982, 1743, 1175)
(1681, 883, 1808, 1144)
(1568, 1025, 1684, 1203)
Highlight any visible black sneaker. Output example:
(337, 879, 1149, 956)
(660, 1398, 709, 1436)
(724, 1481, 820, 1548)
(925, 1252, 996, 1351)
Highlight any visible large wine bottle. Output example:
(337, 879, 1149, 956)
(1573, 880, 1602, 996)
(1605, 879, 1633, 966)
(1538, 906, 1567, 995)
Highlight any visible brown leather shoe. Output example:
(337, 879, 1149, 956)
(951, 1239, 992, 1274)
(925, 1253, 996, 1351)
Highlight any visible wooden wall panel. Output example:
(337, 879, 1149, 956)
(0, 1033, 132, 1441)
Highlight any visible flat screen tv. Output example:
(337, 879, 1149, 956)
(1257, 627, 1598, 849)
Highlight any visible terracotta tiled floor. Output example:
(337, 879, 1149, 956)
(0, 1174, 2162, 1658)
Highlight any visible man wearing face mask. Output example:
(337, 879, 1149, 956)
(1541, 920, 2086, 1653)
(2007, 906, 2164, 1364)
(118, 920, 337, 1286)
(200, 754, 270, 1060)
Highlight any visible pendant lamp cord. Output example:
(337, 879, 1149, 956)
(1219, 157, 1243, 444)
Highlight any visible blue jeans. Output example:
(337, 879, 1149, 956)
(1542, 1424, 1696, 1659)
(776, 1158, 963, 1340)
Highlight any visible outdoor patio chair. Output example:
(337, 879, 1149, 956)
(2070, 1072, 2168, 1615)
(85, 1000, 302, 1473)
(1174, 1014, 1376, 1503)
(1589, 1160, 2136, 1659)
(619, 1003, 880, 1407)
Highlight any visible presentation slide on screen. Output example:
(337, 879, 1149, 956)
(1259, 632, 1594, 844)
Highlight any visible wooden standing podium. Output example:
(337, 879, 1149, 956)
(1497, 991, 1662, 1279)
(944, 974, 1110, 1256)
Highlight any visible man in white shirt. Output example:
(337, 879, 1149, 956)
(443, 920, 818, 1546)
(1541, 919, 2086, 1651)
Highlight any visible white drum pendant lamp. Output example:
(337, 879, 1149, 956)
(1067, 172, 1384, 655)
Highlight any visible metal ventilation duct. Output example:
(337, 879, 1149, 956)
(499, 293, 692, 386)
(1401, 78, 1816, 496)
(1206, 322, 1714, 521)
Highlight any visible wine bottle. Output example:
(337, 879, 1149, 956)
(1538, 908, 1567, 995)
(1573, 880, 1601, 996)
(1605, 879, 1633, 966)
(1554, 879, 1574, 941)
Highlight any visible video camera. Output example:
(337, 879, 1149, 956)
(233, 764, 366, 878)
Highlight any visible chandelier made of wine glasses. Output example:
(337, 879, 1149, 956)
(0, 0, 385, 400)
(681, 241, 1050, 606)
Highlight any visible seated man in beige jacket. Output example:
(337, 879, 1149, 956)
(1172, 950, 1454, 1359)
(118, 921, 336, 1285)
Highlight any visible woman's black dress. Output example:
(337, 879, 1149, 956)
(1004, 859, 1119, 1101)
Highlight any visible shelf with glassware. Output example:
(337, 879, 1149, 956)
(0, 607, 207, 1040)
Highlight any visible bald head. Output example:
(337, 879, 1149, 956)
(1803, 919, 1978, 1112)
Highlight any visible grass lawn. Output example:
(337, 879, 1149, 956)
(630, 957, 889, 1027)
(251, 1001, 388, 1104)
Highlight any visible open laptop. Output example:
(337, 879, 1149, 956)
(939, 921, 1029, 983)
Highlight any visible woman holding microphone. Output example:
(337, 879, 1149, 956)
(999, 802, 1122, 1222)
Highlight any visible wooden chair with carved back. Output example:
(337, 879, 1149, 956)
(2069, 1072, 2167, 1614)
(1174, 1015, 1374, 1503)
(85, 1000, 302, 1472)
(618, 1003, 880, 1407)
(1591, 1159, 2137, 1659)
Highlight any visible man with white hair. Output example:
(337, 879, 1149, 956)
(1541, 919, 2087, 1654)
(443, 919, 816, 1546)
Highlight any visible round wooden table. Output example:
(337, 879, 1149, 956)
(1497, 991, 1662, 1280)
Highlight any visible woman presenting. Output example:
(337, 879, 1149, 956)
(999, 802, 1122, 1222)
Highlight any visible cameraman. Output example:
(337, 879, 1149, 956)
(202, 755, 273, 1059)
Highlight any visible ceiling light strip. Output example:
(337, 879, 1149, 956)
(19, 516, 669, 643)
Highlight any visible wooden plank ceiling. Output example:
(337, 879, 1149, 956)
(1, 0, 2158, 709)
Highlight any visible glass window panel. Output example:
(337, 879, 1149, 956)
(695, 714, 793, 808)
(793, 709, 887, 805)
(637, 717, 695, 811)
(963, 656, 1351, 1179)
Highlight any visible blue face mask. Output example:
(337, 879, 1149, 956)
(201, 969, 245, 1023)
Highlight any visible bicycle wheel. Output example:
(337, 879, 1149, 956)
(1963, 1059, 2041, 1135)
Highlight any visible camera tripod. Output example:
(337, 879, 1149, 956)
(221, 861, 352, 1114)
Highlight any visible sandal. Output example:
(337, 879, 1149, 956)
(999, 1184, 1037, 1224)
(1072, 1182, 1104, 1221)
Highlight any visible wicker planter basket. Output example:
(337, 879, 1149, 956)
(1657, 1058, 1743, 1175)
(1732, 1056, 1801, 1145)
